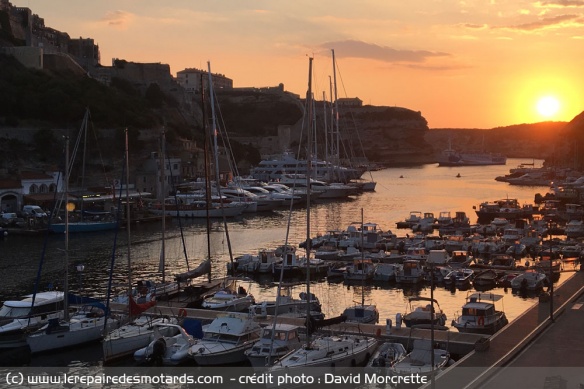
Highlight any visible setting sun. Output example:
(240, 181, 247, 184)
(536, 96, 561, 118)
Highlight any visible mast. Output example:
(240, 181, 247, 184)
(63, 136, 70, 321)
(202, 73, 213, 283)
(331, 49, 340, 173)
(360, 208, 365, 307)
(124, 129, 132, 316)
(305, 56, 314, 340)
(207, 61, 235, 274)
(159, 128, 166, 284)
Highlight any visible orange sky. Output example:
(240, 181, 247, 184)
(11, 0, 584, 128)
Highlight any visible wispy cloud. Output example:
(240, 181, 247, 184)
(536, 0, 584, 7)
(500, 14, 581, 30)
(319, 40, 450, 63)
(100, 10, 134, 29)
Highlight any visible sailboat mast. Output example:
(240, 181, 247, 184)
(332, 49, 340, 170)
(160, 128, 166, 284)
(207, 61, 235, 269)
(63, 135, 70, 321)
(124, 129, 132, 314)
(360, 208, 365, 307)
(305, 56, 314, 334)
(202, 74, 213, 283)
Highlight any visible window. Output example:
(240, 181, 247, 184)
(30, 184, 38, 194)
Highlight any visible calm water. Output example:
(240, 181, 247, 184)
(0, 158, 569, 367)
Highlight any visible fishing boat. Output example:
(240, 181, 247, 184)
(452, 292, 508, 335)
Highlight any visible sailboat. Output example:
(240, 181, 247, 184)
(26, 136, 120, 354)
(269, 57, 378, 375)
(342, 209, 380, 325)
(102, 129, 178, 363)
(49, 109, 118, 233)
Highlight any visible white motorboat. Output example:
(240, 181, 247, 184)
(344, 258, 375, 282)
(342, 304, 379, 324)
(452, 292, 508, 335)
(373, 263, 399, 282)
(366, 342, 407, 368)
(201, 279, 255, 312)
(402, 297, 447, 329)
(395, 259, 424, 284)
(188, 313, 261, 365)
(102, 314, 179, 363)
(510, 269, 548, 291)
(0, 291, 64, 349)
(249, 289, 321, 318)
(390, 339, 450, 377)
(444, 268, 474, 289)
(134, 322, 197, 366)
(230, 248, 284, 274)
(245, 323, 302, 368)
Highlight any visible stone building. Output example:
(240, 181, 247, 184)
(176, 68, 233, 94)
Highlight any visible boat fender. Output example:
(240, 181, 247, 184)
(395, 312, 402, 329)
(478, 316, 485, 326)
(178, 308, 187, 318)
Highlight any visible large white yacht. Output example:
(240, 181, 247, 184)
(250, 152, 364, 183)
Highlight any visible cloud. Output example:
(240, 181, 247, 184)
(318, 40, 450, 63)
(100, 10, 134, 28)
(536, 0, 584, 7)
(500, 14, 581, 30)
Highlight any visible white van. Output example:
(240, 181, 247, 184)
(22, 205, 47, 218)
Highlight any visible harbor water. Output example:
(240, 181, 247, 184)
(0, 158, 569, 367)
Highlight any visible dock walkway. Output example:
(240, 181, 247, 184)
(426, 268, 584, 388)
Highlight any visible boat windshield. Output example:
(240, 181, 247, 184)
(0, 305, 30, 318)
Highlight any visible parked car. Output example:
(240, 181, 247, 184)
(22, 205, 48, 218)
(1, 212, 22, 227)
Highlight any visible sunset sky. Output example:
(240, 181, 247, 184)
(11, 0, 584, 128)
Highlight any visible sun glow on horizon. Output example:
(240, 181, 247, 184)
(536, 95, 561, 119)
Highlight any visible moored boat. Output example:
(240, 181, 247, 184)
(452, 292, 508, 335)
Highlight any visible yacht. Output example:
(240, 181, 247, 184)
(188, 313, 261, 365)
(250, 151, 364, 183)
(0, 291, 64, 349)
